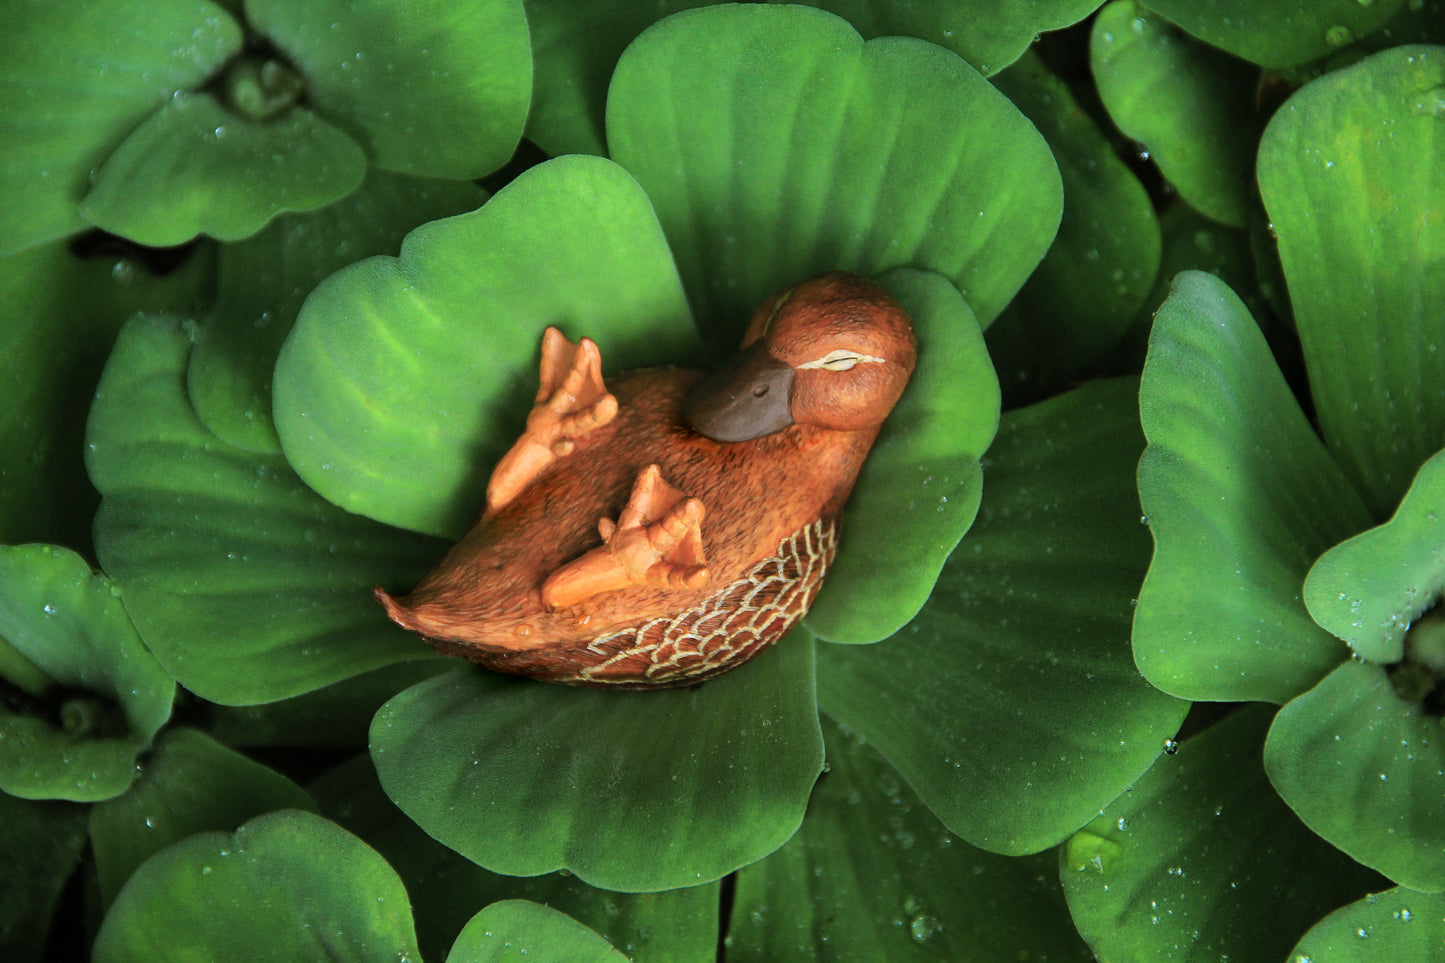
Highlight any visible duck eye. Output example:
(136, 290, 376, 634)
(821, 354, 859, 371)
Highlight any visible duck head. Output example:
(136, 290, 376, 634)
(683, 272, 917, 442)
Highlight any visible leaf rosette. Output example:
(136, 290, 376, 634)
(1133, 45, 1445, 891)
(86, 4, 1179, 893)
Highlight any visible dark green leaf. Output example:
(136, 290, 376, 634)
(1091, 2, 1260, 227)
(79, 93, 366, 246)
(818, 379, 1187, 854)
(1135, 271, 1371, 703)
(0, 544, 174, 802)
(248, 0, 530, 179)
(206, 660, 449, 750)
(89, 726, 316, 907)
(1304, 448, 1445, 664)
(1063, 705, 1385, 962)
(0, 793, 87, 963)
(0, 238, 213, 551)
(0, 0, 242, 254)
(805, 269, 999, 644)
(88, 314, 444, 705)
(728, 717, 1093, 962)
(273, 154, 699, 538)
(607, 3, 1062, 338)
(1265, 659, 1445, 892)
(988, 49, 1162, 391)
(1290, 887, 1445, 959)
(91, 810, 421, 962)
(371, 632, 823, 892)
(447, 901, 629, 963)
(1257, 45, 1445, 516)
(187, 170, 487, 453)
(314, 754, 718, 963)
(1139, 0, 1405, 68)
(525, 1, 1102, 157)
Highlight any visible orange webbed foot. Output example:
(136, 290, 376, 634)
(540, 464, 709, 610)
(486, 327, 619, 513)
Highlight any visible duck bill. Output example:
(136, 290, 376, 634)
(682, 340, 795, 442)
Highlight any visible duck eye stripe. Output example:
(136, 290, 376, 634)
(797, 350, 887, 370)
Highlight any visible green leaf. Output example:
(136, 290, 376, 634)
(987, 49, 1162, 392)
(525, 0, 1102, 157)
(1258, 45, 1445, 517)
(0, 793, 87, 963)
(805, 269, 999, 644)
(89, 726, 316, 907)
(817, 379, 1188, 855)
(187, 170, 487, 453)
(91, 809, 421, 963)
(87, 314, 445, 705)
(79, 92, 366, 247)
(1063, 705, 1385, 962)
(1265, 659, 1445, 893)
(607, 3, 1062, 339)
(274, 154, 700, 538)
(1138, 0, 1405, 68)
(1124, 203, 1263, 363)
(1304, 448, 1445, 664)
(248, 0, 530, 179)
(314, 754, 718, 963)
(1135, 271, 1372, 703)
(1290, 887, 1445, 959)
(0, 0, 242, 255)
(0, 238, 213, 551)
(447, 901, 629, 963)
(1091, 2, 1260, 228)
(206, 660, 449, 749)
(728, 717, 1093, 962)
(371, 632, 823, 892)
(0, 544, 174, 802)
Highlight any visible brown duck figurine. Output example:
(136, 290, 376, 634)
(375, 272, 916, 688)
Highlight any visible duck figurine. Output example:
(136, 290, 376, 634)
(375, 271, 916, 688)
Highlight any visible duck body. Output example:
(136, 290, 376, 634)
(377, 272, 915, 688)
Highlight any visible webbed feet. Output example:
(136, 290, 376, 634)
(486, 327, 618, 513)
(541, 464, 709, 610)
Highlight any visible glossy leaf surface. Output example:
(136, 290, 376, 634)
(525, 0, 1102, 156)
(1259, 45, 1445, 517)
(608, 4, 1062, 339)
(728, 718, 1093, 961)
(805, 269, 999, 644)
(1091, 2, 1258, 228)
(1140, 0, 1405, 68)
(249, 0, 531, 179)
(1063, 705, 1384, 962)
(188, 170, 486, 453)
(1135, 271, 1371, 703)
(447, 901, 629, 963)
(372, 632, 823, 892)
(89, 726, 316, 906)
(1304, 448, 1445, 664)
(91, 810, 421, 962)
(88, 315, 444, 705)
(274, 154, 700, 538)
(818, 379, 1187, 854)
(314, 754, 718, 963)
(80, 94, 366, 247)
(1265, 659, 1445, 892)
(0, 0, 242, 254)
(1290, 887, 1445, 959)
(0, 544, 174, 802)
